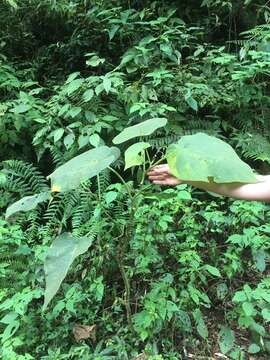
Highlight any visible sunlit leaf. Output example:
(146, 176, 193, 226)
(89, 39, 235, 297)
(167, 133, 257, 183)
(112, 118, 167, 144)
(124, 142, 150, 170)
(48, 146, 120, 192)
(204, 264, 221, 277)
(43, 233, 94, 309)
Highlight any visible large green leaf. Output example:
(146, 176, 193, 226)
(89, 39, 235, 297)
(124, 142, 150, 170)
(5, 192, 51, 220)
(166, 133, 257, 183)
(43, 233, 94, 309)
(112, 118, 167, 144)
(48, 146, 120, 192)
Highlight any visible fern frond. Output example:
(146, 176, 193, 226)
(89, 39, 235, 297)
(97, 169, 111, 193)
(233, 132, 270, 164)
(2, 160, 48, 196)
(48, 146, 66, 168)
(24, 210, 42, 242)
(72, 188, 94, 230)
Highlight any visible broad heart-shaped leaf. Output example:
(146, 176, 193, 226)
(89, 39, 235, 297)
(43, 233, 94, 309)
(112, 118, 167, 144)
(48, 146, 120, 192)
(166, 133, 257, 183)
(5, 192, 51, 220)
(124, 142, 150, 170)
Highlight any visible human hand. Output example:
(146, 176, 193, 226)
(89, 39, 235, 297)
(147, 164, 182, 186)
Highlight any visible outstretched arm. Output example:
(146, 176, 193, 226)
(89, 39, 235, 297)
(147, 164, 270, 202)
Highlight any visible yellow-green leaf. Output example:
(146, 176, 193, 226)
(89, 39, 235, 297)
(167, 133, 257, 184)
(124, 142, 150, 170)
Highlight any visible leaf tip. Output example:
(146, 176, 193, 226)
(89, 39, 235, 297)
(52, 185, 61, 193)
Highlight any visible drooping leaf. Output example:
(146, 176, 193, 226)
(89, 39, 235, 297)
(43, 233, 94, 309)
(48, 146, 120, 192)
(5, 192, 51, 220)
(166, 133, 257, 184)
(124, 142, 150, 170)
(185, 94, 198, 111)
(216, 283, 228, 300)
(112, 118, 167, 144)
(218, 326, 235, 354)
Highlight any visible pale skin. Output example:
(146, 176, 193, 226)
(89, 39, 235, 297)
(147, 164, 270, 202)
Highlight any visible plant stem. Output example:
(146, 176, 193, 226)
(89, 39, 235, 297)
(108, 166, 133, 198)
(97, 174, 101, 201)
(118, 254, 132, 328)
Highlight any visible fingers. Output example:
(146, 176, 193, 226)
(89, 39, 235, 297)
(152, 178, 181, 186)
(152, 180, 168, 186)
(147, 164, 170, 176)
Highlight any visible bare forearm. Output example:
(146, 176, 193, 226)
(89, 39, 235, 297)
(187, 176, 270, 202)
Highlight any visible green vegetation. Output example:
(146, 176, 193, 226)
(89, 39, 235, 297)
(0, 0, 270, 359)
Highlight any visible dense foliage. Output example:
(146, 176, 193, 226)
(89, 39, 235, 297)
(0, 0, 270, 359)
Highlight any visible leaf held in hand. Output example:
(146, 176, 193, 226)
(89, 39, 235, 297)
(166, 133, 257, 184)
